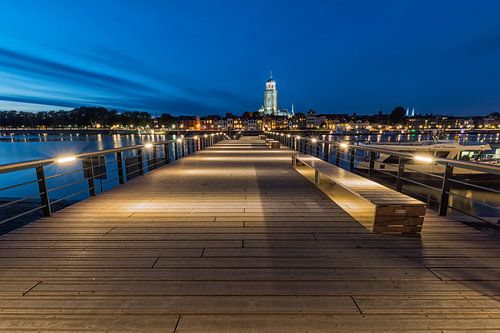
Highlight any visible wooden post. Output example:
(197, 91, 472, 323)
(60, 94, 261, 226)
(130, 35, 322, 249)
(116, 151, 124, 184)
(439, 163, 454, 216)
(396, 156, 405, 192)
(82, 157, 96, 196)
(35, 164, 51, 216)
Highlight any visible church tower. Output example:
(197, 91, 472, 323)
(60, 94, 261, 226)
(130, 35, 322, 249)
(263, 71, 278, 115)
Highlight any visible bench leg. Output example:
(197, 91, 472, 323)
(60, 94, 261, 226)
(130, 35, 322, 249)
(314, 170, 320, 185)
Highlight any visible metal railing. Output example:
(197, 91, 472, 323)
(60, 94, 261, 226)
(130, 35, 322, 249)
(266, 131, 500, 221)
(0, 133, 226, 226)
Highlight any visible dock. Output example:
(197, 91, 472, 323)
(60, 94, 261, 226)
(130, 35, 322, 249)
(1, 137, 500, 332)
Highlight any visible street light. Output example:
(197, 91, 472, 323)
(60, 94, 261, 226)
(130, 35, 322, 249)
(56, 156, 76, 164)
(414, 155, 433, 163)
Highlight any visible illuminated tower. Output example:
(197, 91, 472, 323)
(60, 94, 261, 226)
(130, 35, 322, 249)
(263, 71, 278, 115)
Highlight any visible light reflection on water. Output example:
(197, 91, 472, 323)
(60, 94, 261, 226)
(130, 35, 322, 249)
(0, 133, 171, 165)
(1, 132, 499, 220)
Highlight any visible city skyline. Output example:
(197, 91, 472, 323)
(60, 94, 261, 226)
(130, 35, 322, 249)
(1, 1, 499, 116)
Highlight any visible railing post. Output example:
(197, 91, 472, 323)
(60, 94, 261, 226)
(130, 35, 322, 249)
(292, 154, 297, 166)
(35, 164, 51, 216)
(116, 151, 124, 184)
(152, 145, 158, 168)
(314, 170, 320, 185)
(316, 142, 321, 157)
(368, 151, 376, 177)
(335, 146, 341, 166)
(164, 142, 171, 164)
(396, 156, 405, 192)
(137, 148, 144, 175)
(173, 142, 178, 160)
(323, 143, 329, 162)
(439, 163, 454, 216)
(82, 157, 96, 196)
(349, 147, 355, 171)
(181, 141, 185, 157)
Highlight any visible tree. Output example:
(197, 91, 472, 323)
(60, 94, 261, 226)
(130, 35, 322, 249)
(390, 106, 406, 123)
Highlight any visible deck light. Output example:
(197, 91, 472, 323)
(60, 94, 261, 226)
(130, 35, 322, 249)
(311, 138, 317, 143)
(204, 134, 208, 138)
(339, 143, 348, 149)
(287, 134, 291, 138)
(414, 155, 433, 163)
(144, 143, 153, 149)
(56, 156, 76, 164)
(176, 138, 183, 143)
(296, 135, 301, 140)
(193, 135, 199, 140)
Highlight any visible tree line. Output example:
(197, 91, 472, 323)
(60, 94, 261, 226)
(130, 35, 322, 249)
(0, 107, 154, 128)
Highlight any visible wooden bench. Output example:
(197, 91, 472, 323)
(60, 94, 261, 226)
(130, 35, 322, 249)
(293, 153, 426, 234)
(265, 138, 280, 149)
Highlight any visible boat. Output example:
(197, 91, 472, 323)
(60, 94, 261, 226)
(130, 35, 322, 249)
(356, 140, 495, 175)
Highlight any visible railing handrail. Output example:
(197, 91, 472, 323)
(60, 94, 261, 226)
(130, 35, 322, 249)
(272, 133, 500, 176)
(0, 137, 200, 174)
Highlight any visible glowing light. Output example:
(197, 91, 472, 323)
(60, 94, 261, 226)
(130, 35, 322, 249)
(56, 156, 76, 164)
(193, 135, 199, 140)
(144, 143, 153, 149)
(176, 138, 183, 143)
(311, 138, 317, 143)
(296, 135, 301, 140)
(204, 134, 208, 138)
(414, 155, 433, 163)
(339, 143, 348, 149)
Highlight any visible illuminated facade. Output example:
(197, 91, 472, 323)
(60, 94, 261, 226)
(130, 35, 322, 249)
(263, 72, 278, 116)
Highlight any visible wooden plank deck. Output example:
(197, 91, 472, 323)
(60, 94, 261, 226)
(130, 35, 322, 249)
(1, 137, 500, 332)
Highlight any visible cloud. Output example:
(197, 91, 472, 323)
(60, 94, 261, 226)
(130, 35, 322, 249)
(0, 45, 249, 115)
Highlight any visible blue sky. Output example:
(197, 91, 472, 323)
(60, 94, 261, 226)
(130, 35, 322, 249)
(0, 0, 499, 116)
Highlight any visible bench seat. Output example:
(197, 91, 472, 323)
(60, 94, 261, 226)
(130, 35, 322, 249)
(293, 153, 426, 234)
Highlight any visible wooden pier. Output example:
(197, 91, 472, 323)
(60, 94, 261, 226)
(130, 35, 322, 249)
(1, 137, 500, 332)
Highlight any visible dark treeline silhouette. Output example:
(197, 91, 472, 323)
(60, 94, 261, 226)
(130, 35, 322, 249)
(0, 107, 153, 128)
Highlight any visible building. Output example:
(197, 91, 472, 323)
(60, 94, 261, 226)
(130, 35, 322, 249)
(263, 72, 278, 116)
(259, 72, 293, 117)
